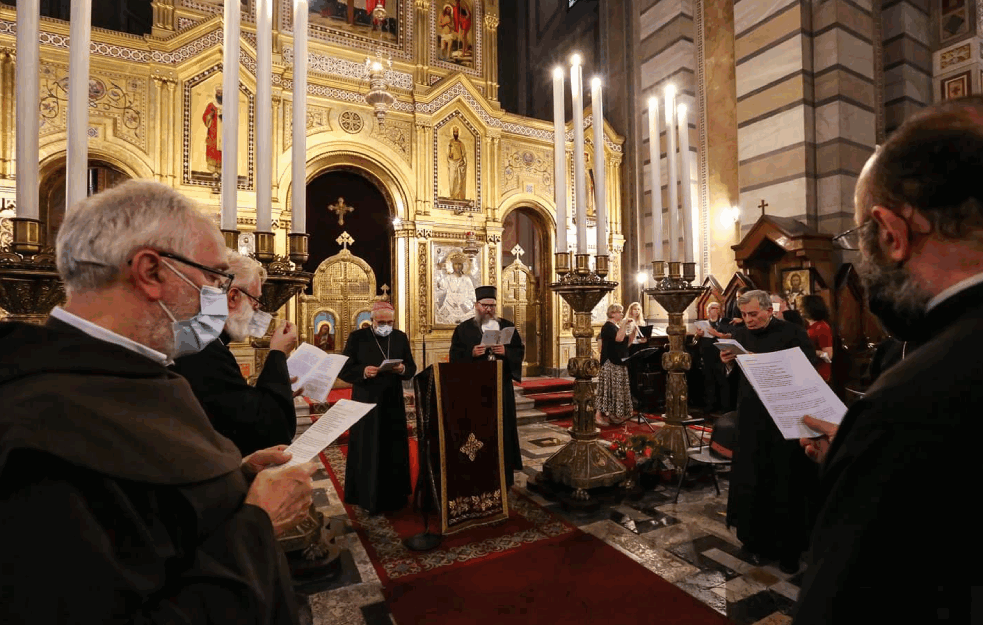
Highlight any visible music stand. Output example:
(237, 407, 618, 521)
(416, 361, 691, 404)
(624, 347, 661, 432)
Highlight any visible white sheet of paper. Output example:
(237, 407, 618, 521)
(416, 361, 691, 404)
(283, 399, 376, 466)
(286, 343, 348, 403)
(480, 326, 515, 346)
(377, 358, 403, 373)
(694, 320, 714, 336)
(735, 347, 847, 439)
(715, 338, 749, 354)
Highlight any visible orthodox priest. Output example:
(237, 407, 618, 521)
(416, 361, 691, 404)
(449, 285, 524, 487)
(339, 301, 417, 515)
(720, 289, 819, 574)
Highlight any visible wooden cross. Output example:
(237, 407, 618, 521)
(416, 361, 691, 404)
(759, 199, 768, 216)
(336, 231, 354, 251)
(328, 197, 355, 226)
(511, 244, 525, 260)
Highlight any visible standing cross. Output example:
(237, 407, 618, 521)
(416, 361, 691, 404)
(336, 231, 355, 251)
(380, 284, 390, 300)
(511, 244, 525, 261)
(328, 197, 355, 226)
(759, 199, 768, 216)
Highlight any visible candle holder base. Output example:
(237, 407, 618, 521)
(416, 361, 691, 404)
(0, 231, 65, 324)
(288, 233, 309, 265)
(254, 231, 275, 264)
(221, 229, 239, 251)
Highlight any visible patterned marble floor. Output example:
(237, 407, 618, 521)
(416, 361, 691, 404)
(299, 421, 801, 625)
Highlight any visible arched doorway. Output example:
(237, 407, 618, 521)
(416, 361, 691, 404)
(39, 160, 130, 245)
(501, 206, 552, 376)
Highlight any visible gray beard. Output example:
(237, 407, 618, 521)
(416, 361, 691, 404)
(857, 224, 933, 327)
(225, 305, 253, 342)
(474, 311, 495, 327)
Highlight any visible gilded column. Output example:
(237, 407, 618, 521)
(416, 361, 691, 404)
(271, 94, 282, 200)
(152, 76, 165, 182)
(415, 123, 431, 216)
(414, 0, 430, 86)
(165, 79, 177, 186)
(152, 1, 175, 35)
(487, 134, 499, 221)
(0, 48, 13, 179)
(484, 14, 499, 102)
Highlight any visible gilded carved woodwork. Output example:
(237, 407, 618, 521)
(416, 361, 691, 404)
(301, 244, 377, 353)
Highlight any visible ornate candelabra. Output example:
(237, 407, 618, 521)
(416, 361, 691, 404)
(643, 260, 707, 469)
(363, 52, 395, 127)
(540, 252, 627, 501)
(0, 217, 66, 324)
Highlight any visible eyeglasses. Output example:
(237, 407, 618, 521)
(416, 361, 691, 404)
(156, 250, 235, 293)
(832, 222, 870, 251)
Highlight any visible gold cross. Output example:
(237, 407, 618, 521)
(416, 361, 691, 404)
(511, 244, 525, 259)
(336, 231, 355, 251)
(380, 284, 390, 299)
(459, 433, 484, 461)
(759, 199, 768, 216)
(328, 197, 355, 226)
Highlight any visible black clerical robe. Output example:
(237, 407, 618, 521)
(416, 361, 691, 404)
(793, 282, 983, 624)
(727, 317, 819, 563)
(338, 327, 417, 514)
(448, 317, 524, 485)
(0, 319, 298, 624)
(172, 331, 296, 456)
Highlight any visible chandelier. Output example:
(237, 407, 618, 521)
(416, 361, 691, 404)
(363, 51, 396, 127)
(462, 214, 480, 258)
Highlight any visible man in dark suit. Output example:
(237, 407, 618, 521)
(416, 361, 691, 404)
(795, 97, 983, 623)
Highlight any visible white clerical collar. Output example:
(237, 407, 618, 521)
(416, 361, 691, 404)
(50, 306, 172, 366)
(926, 271, 983, 312)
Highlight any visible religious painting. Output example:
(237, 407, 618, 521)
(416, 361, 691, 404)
(436, 0, 475, 68)
(433, 243, 481, 327)
(782, 269, 811, 309)
(938, 0, 971, 45)
(308, 0, 401, 44)
(435, 113, 480, 212)
(355, 310, 373, 330)
(941, 71, 972, 100)
(568, 150, 597, 224)
(184, 69, 253, 190)
(313, 310, 337, 352)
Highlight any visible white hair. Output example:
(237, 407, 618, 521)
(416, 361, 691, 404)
(226, 251, 267, 289)
(738, 290, 772, 310)
(56, 180, 219, 294)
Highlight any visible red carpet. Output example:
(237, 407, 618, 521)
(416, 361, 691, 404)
(516, 377, 574, 392)
(387, 531, 733, 625)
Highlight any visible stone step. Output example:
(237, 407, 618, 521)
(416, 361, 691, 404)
(515, 394, 535, 410)
(517, 408, 549, 426)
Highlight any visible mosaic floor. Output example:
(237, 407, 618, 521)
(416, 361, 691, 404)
(299, 421, 801, 625)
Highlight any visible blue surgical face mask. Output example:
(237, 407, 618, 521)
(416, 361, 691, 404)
(246, 310, 273, 337)
(158, 260, 229, 357)
(373, 324, 393, 337)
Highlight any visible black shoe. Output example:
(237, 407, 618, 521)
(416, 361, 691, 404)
(779, 558, 800, 574)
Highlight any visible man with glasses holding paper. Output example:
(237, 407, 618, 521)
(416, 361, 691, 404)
(793, 98, 983, 624)
(0, 180, 315, 623)
(173, 251, 300, 456)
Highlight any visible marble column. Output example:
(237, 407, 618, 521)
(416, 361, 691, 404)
(291, 0, 308, 234)
(885, 0, 930, 134)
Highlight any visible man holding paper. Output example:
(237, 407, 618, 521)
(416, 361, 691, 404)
(719, 289, 819, 574)
(449, 285, 525, 487)
(339, 301, 417, 515)
(172, 252, 299, 456)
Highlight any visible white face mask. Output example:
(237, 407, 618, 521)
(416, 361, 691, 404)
(246, 310, 273, 337)
(374, 324, 393, 337)
(159, 285, 228, 358)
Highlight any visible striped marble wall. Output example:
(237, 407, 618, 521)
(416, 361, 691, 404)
(883, 0, 931, 133)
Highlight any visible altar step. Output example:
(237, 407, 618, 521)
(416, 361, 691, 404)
(515, 377, 575, 426)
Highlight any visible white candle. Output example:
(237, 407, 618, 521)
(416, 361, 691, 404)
(15, 0, 40, 219)
(292, 0, 309, 234)
(647, 96, 663, 260)
(66, 0, 92, 212)
(256, 0, 273, 233)
(552, 67, 567, 254)
(678, 103, 695, 264)
(664, 84, 679, 263)
(591, 77, 607, 257)
(221, 0, 241, 232)
(570, 55, 587, 255)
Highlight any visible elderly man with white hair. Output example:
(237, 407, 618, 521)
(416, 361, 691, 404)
(172, 251, 300, 456)
(0, 180, 315, 624)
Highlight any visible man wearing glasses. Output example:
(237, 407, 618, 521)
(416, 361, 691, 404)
(0, 180, 315, 623)
(794, 98, 983, 623)
(172, 251, 300, 456)
(449, 285, 525, 487)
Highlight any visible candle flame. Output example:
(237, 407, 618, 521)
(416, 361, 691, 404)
(591, 77, 601, 89)
(648, 96, 658, 111)
(678, 103, 688, 118)
(570, 53, 582, 66)
(553, 67, 564, 80)
(665, 83, 676, 100)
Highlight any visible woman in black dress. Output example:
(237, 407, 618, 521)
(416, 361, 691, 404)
(595, 303, 633, 427)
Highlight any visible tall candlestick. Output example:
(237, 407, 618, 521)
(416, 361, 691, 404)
(678, 103, 695, 264)
(221, 0, 241, 232)
(664, 84, 680, 263)
(570, 55, 587, 255)
(292, 0, 309, 234)
(66, 0, 92, 212)
(591, 77, 607, 257)
(552, 67, 568, 254)
(647, 96, 663, 260)
(256, 0, 273, 232)
(15, 0, 40, 219)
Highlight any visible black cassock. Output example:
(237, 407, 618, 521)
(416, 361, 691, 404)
(339, 327, 418, 514)
(727, 317, 819, 563)
(448, 317, 524, 486)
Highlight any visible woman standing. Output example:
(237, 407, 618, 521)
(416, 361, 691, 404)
(799, 294, 834, 382)
(595, 304, 633, 427)
(624, 301, 649, 407)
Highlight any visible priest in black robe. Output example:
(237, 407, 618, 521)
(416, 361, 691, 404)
(449, 285, 524, 487)
(720, 289, 819, 573)
(339, 301, 418, 515)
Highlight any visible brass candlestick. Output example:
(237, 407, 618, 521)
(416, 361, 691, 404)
(644, 260, 706, 469)
(0, 218, 65, 324)
(541, 251, 626, 501)
(221, 229, 239, 251)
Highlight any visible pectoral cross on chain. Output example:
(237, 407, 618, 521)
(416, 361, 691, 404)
(328, 197, 355, 226)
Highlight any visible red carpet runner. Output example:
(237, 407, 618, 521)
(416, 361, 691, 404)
(320, 446, 733, 624)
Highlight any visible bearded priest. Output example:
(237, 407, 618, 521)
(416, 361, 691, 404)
(449, 285, 525, 487)
(338, 301, 418, 515)
(171, 252, 299, 456)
